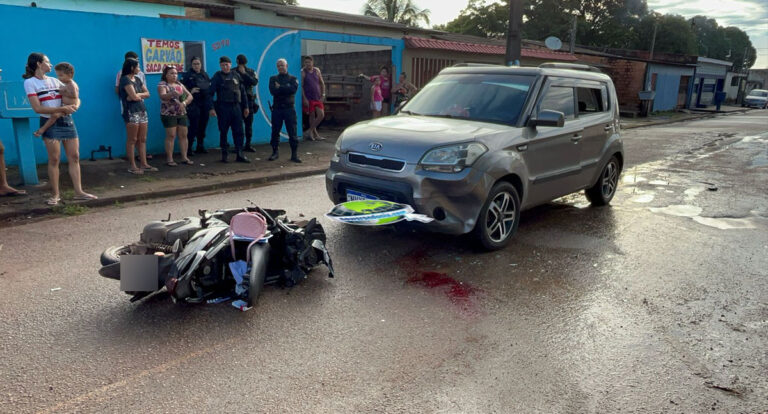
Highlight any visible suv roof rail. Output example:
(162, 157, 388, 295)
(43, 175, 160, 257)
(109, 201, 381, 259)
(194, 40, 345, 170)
(451, 63, 502, 68)
(538, 62, 602, 73)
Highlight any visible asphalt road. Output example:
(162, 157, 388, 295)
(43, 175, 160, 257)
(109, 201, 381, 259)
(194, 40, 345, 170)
(1, 110, 767, 413)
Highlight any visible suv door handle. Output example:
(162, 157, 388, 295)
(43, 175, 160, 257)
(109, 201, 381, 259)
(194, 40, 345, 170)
(604, 125, 613, 131)
(571, 134, 582, 142)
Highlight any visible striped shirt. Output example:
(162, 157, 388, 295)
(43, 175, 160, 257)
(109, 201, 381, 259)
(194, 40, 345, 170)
(24, 76, 64, 118)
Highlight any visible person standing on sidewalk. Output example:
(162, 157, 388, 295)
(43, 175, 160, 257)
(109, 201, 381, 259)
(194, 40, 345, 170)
(236, 54, 259, 153)
(0, 68, 27, 197)
(209, 56, 250, 163)
(0, 139, 27, 197)
(182, 56, 212, 156)
(301, 56, 325, 141)
(23, 53, 96, 205)
(157, 65, 194, 166)
(268, 58, 300, 163)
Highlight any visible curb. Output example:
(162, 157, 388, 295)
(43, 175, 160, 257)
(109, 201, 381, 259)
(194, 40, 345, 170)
(0, 167, 328, 223)
(622, 108, 752, 130)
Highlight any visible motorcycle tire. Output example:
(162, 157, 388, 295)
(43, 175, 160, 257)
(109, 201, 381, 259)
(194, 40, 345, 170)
(247, 243, 271, 307)
(100, 245, 132, 266)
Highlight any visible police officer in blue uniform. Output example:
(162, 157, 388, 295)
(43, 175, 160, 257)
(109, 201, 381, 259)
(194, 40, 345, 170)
(235, 54, 259, 152)
(268, 58, 301, 163)
(209, 56, 250, 163)
(182, 56, 212, 156)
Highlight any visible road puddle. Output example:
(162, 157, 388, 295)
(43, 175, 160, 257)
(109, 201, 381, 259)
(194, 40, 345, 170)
(692, 217, 756, 230)
(649, 204, 703, 217)
(629, 194, 654, 203)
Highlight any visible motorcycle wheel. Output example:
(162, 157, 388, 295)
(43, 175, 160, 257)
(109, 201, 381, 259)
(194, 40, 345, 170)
(247, 243, 271, 307)
(100, 245, 132, 266)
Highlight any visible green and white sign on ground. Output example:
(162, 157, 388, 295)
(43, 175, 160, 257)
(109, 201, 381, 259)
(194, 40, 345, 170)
(326, 200, 434, 226)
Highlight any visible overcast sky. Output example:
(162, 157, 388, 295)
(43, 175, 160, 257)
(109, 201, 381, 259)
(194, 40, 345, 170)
(308, 0, 768, 68)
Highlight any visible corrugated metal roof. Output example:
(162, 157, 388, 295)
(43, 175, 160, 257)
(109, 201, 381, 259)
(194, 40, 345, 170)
(230, 0, 425, 31)
(404, 36, 577, 61)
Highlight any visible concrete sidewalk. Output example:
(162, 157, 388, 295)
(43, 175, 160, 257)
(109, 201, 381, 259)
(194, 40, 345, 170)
(621, 105, 751, 129)
(0, 129, 340, 226)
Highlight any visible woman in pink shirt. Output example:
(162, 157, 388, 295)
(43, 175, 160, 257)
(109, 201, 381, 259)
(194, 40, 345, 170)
(360, 65, 393, 115)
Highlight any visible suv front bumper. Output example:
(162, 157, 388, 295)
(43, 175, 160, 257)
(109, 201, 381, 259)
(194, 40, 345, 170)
(325, 157, 492, 235)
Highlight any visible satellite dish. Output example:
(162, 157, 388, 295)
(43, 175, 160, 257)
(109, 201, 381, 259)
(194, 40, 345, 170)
(545, 36, 563, 51)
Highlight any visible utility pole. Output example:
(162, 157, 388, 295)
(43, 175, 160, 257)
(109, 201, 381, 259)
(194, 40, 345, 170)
(569, 13, 577, 54)
(649, 21, 658, 60)
(505, 0, 522, 66)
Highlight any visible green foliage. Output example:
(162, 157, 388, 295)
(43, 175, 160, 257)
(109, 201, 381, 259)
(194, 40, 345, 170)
(363, 0, 431, 27)
(52, 204, 89, 216)
(634, 13, 698, 55)
(438, 0, 757, 69)
(436, 0, 509, 38)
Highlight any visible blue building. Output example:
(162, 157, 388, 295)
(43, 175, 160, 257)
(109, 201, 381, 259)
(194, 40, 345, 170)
(687, 57, 733, 108)
(0, 2, 404, 166)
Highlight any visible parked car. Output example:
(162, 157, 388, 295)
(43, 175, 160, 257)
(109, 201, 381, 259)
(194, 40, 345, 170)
(743, 89, 768, 109)
(326, 63, 624, 250)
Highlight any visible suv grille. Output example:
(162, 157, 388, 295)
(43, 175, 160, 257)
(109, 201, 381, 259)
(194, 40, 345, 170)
(347, 152, 406, 172)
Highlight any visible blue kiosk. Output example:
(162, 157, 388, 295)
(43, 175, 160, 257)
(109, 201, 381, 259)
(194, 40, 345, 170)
(0, 80, 39, 185)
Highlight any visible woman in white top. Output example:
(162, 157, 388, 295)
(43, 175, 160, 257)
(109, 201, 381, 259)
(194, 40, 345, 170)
(23, 53, 96, 206)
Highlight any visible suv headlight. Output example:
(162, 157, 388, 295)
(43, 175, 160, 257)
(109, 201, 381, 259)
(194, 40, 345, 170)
(333, 134, 343, 158)
(419, 142, 487, 173)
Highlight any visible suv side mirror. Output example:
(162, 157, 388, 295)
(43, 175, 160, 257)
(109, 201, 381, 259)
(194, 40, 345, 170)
(528, 109, 565, 128)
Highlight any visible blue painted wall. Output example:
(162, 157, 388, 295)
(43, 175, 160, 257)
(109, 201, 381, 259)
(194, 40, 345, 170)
(647, 64, 694, 112)
(0, 4, 403, 165)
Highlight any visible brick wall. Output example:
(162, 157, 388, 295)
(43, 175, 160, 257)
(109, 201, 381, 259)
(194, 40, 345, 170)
(577, 54, 647, 113)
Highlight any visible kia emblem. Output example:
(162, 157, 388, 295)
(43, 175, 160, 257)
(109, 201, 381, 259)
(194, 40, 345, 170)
(369, 142, 383, 152)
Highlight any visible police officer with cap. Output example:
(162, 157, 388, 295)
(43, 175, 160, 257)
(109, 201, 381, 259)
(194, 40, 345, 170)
(209, 56, 249, 163)
(268, 58, 301, 163)
(235, 54, 259, 152)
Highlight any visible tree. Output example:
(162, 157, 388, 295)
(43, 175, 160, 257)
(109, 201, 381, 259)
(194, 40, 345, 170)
(441, 0, 648, 48)
(634, 13, 698, 55)
(362, 0, 431, 27)
(723, 26, 757, 70)
(434, 0, 509, 38)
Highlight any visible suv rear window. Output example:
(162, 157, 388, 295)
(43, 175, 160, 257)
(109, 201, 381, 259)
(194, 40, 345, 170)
(576, 87, 606, 114)
(402, 74, 535, 125)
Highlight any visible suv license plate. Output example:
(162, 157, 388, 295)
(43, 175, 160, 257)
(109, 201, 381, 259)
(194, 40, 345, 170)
(346, 189, 379, 201)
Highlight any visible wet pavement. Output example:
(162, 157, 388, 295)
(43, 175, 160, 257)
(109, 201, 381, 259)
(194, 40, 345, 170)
(1, 110, 767, 412)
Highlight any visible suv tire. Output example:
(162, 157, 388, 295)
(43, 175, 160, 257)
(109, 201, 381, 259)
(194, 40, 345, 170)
(472, 182, 521, 251)
(585, 156, 620, 206)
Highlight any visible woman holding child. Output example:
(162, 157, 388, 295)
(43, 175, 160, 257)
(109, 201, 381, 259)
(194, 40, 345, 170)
(23, 52, 96, 205)
(119, 58, 154, 175)
(158, 65, 194, 166)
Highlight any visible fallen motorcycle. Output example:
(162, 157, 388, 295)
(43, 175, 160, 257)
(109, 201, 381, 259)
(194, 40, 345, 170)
(98, 206, 334, 307)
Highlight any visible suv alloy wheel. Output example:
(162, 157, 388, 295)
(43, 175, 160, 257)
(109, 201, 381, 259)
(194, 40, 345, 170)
(472, 182, 521, 250)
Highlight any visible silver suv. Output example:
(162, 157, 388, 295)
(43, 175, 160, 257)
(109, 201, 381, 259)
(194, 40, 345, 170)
(326, 63, 623, 250)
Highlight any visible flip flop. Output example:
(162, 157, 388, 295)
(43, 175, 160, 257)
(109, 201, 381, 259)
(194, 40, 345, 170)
(142, 166, 159, 172)
(46, 196, 60, 206)
(73, 193, 98, 201)
(181, 159, 194, 165)
(166, 161, 178, 167)
(0, 189, 27, 197)
(128, 168, 144, 175)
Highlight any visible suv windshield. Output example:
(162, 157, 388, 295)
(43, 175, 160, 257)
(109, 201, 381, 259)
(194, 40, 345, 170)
(402, 74, 534, 125)
(749, 90, 768, 97)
